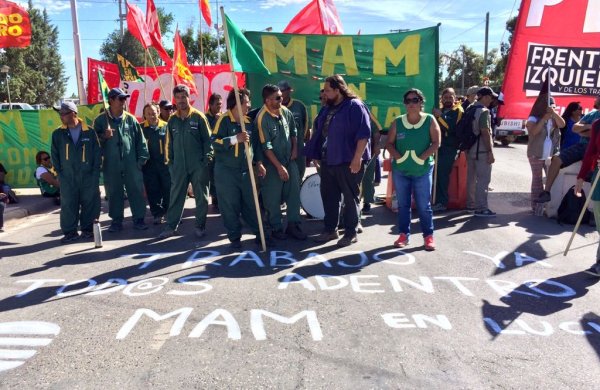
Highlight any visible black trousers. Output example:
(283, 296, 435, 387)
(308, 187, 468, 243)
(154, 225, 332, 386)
(320, 162, 365, 236)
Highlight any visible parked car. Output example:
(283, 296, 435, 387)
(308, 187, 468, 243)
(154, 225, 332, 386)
(494, 118, 528, 146)
(0, 103, 34, 110)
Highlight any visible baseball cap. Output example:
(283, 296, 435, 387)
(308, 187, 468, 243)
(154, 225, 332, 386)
(159, 100, 174, 109)
(477, 87, 499, 99)
(277, 80, 293, 91)
(108, 87, 130, 100)
(54, 101, 78, 115)
(466, 86, 480, 96)
(497, 92, 505, 105)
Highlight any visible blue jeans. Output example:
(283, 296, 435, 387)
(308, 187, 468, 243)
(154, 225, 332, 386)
(392, 165, 434, 238)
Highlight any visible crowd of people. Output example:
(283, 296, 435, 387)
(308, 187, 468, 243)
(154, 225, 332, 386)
(3, 74, 600, 276)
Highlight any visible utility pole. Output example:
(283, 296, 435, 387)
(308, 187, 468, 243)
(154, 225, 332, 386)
(483, 12, 489, 77)
(70, 0, 87, 104)
(118, 0, 126, 36)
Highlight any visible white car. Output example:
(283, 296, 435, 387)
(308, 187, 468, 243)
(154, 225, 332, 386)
(0, 102, 34, 110)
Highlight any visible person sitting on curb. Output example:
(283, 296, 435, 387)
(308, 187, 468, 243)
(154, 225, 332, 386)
(35, 151, 61, 205)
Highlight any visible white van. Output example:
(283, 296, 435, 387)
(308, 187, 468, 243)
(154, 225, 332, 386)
(0, 103, 34, 110)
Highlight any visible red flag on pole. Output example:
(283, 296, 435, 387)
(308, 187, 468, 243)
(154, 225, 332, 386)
(0, 0, 31, 48)
(146, 0, 172, 66)
(126, 1, 151, 49)
(284, 0, 344, 35)
(172, 29, 198, 95)
(199, 0, 212, 27)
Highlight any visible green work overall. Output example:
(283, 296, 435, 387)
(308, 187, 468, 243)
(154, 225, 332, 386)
(361, 111, 383, 204)
(142, 119, 170, 218)
(435, 105, 462, 206)
(284, 98, 309, 181)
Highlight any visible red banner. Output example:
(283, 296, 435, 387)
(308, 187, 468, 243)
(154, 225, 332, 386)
(0, 0, 31, 48)
(499, 0, 600, 121)
(87, 58, 245, 118)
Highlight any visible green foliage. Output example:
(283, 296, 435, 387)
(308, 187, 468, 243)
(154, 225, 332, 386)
(99, 7, 174, 67)
(0, 1, 67, 105)
(179, 25, 226, 65)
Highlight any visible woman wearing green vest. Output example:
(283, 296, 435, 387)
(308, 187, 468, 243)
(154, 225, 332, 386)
(386, 88, 441, 251)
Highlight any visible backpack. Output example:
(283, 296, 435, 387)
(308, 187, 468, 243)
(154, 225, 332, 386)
(455, 105, 481, 151)
(557, 186, 590, 225)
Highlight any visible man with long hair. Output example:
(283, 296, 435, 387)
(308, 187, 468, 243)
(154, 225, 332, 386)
(305, 74, 371, 247)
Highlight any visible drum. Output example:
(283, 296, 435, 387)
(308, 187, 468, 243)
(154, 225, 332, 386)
(300, 173, 324, 220)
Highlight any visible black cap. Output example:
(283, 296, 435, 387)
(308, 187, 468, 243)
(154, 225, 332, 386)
(477, 87, 498, 99)
(108, 87, 130, 99)
(159, 100, 174, 109)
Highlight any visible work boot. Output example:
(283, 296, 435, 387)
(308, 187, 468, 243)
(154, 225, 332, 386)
(133, 218, 148, 230)
(158, 226, 176, 239)
(60, 231, 80, 244)
(271, 230, 288, 240)
(337, 234, 357, 248)
(313, 231, 339, 243)
(286, 223, 307, 240)
(107, 221, 123, 233)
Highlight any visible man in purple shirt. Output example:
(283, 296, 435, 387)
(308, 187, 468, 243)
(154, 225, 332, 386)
(305, 74, 371, 247)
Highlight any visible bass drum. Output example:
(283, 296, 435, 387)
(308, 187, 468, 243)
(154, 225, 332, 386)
(300, 173, 324, 220)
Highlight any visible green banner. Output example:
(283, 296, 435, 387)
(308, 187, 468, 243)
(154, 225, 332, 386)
(245, 27, 439, 129)
(0, 104, 103, 188)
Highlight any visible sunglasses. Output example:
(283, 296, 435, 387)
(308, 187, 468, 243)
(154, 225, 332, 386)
(59, 111, 72, 117)
(118, 97, 128, 101)
(404, 97, 422, 104)
(42, 156, 51, 161)
(576, 107, 583, 111)
(270, 95, 282, 101)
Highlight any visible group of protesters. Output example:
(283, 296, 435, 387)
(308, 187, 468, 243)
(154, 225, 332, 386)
(30, 74, 600, 276)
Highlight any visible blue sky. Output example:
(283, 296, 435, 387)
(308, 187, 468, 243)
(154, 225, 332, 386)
(20, 0, 519, 96)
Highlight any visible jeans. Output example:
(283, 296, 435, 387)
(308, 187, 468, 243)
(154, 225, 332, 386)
(392, 165, 434, 238)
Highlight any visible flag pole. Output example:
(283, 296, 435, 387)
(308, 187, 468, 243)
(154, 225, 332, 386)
(563, 171, 600, 256)
(199, 10, 207, 109)
(146, 48, 169, 101)
(220, 6, 266, 252)
(144, 48, 148, 103)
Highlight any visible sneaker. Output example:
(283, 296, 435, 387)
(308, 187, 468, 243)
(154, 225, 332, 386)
(362, 203, 371, 214)
(286, 223, 307, 240)
(133, 219, 148, 230)
(584, 263, 600, 277)
(357, 223, 364, 234)
(394, 233, 409, 248)
(432, 203, 447, 212)
(271, 230, 288, 240)
(81, 230, 94, 239)
(314, 231, 339, 243)
(153, 216, 164, 225)
(536, 191, 551, 203)
(474, 209, 497, 217)
(465, 207, 476, 214)
(60, 231, 80, 244)
(337, 234, 357, 247)
(107, 222, 123, 233)
(158, 227, 176, 239)
(195, 227, 206, 238)
(229, 239, 242, 249)
(424, 235, 435, 251)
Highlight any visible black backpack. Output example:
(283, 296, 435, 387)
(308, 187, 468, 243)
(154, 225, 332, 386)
(557, 186, 590, 225)
(456, 105, 481, 151)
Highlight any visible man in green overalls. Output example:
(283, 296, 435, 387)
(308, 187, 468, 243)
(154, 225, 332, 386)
(159, 84, 213, 239)
(361, 109, 383, 213)
(94, 88, 149, 232)
(278, 80, 309, 182)
(255, 84, 306, 240)
(432, 87, 463, 212)
(205, 93, 223, 211)
(141, 102, 170, 225)
(211, 88, 268, 248)
(51, 102, 102, 243)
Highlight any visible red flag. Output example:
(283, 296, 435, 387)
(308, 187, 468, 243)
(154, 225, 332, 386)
(199, 0, 212, 27)
(146, 0, 172, 66)
(0, 0, 31, 48)
(172, 29, 198, 95)
(87, 58, 120, 105)
(284, 0, 344, 35)
(126, 1, 151, 49)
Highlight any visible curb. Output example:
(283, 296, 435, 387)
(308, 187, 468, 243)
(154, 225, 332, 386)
(4, 206, 29, 222)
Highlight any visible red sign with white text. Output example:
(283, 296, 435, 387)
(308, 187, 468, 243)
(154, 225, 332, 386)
(499, 0, 600, 120)
(87, 58, 245, 118)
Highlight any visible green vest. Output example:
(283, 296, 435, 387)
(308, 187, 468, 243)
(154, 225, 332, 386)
(35, 167, 59, 195)
(392, 113, 434, 176)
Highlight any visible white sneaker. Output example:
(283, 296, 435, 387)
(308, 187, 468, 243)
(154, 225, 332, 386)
(584, 263, 600, 277)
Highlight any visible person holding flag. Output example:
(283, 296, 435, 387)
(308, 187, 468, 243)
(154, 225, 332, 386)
(211, 88, 268, 248)
(159, 84, 213, 239)
(93, 88, 150, 232)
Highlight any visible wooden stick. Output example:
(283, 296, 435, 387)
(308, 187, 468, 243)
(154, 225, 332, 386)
(220, 6, 266, 252)
(563, 170, 600, 256)
(146, 48, 169, 101)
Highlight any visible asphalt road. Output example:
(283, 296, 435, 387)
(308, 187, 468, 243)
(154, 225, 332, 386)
(1, 142, 599, 389)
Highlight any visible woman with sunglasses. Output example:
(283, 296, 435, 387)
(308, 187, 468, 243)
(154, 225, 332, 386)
(560, 102, 583, 151)
(386, 88, 441, 251)
(34, 150, 60, 204)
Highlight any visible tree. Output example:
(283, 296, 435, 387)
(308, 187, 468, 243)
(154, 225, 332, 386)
(488, 16, 517, 87)
(179, 25, 226, 65)
(100, 8, 174, 67)
(0, 0, 67, 105)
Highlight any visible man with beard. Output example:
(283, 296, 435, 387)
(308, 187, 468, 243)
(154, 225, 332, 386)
(432, 87, 463, 212)
(305, 74, 371, 247)
(205, 93, 223, 210)
(537, 94, 600, 203)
